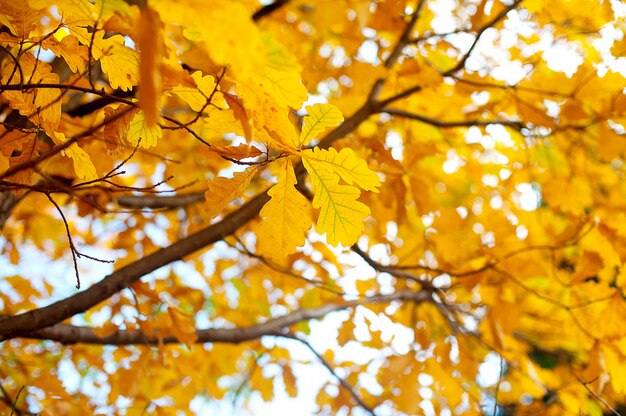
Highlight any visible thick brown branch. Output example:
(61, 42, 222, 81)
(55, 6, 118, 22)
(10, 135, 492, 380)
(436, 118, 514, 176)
(252, 0, 290, 22)
(19, 290, 430, 345)
(115, 192, 205, 209)
(0, 191, 269, 340)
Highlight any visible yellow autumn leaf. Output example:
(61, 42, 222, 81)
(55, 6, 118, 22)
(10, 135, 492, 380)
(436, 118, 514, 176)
(127, 109, 162, 148)
(301, 147, 381, 192)
(42, 34, 88, 73)
(53, 132, 98, 181)
(296, 103, 344, 148)
(0, 0, 40, 38)
(174, 2, 264, 80)
(260, 34, 308, 109)
(72, 27, 139, 91)
(256, 159, 312, 262)
(172, 71, 216, 112)
(303, 155, 371, 246)
(166, 305, 198, 347)
(204, 167, 259, 219)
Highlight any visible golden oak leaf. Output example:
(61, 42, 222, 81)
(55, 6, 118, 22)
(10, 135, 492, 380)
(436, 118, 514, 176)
(250, 369, 274, 402)
(203, 108, 245, 138)
(599, 344, 626, 394)
(52, 133, 98, 181)
(178, 2, 265, 80)
(93, 0, 131, 20)
(172, 71, 216, 112)
(103, 105, 135, 153)
(72, 28, 139, 91)
(0, 55, 61, 131)
(127, 109, 162, 148)
(93, 322, 119, 338)
(296, 103, 344, 148)
(598, 121, 626, 161)
(31, 0, 94, 24)
(542, 177, 592, 214)
(222, 92, 253, 140)
(301, 147, 381, 192)
(0, 0, 40, 38)
(255, 159, 312, 262)
(302, 155, 371, 246)
(260, 33, 308, 109)
(42, 34, 88, 73)
(204, 167, 259, 219)
(137, 7, 163, 128)
(213, 144, 263, 160)
(337, 318, 356, 346)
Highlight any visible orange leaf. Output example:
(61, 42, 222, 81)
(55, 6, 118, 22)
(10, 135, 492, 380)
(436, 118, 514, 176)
(223, 92, 253, 140)
(137, 7, 163, 128)
(213, 144, 263, 160)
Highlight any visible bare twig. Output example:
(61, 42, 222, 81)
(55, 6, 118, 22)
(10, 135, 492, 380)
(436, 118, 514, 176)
(443, 0, 523, 76)
(286, 334, 377, 416)
(574, 374, 621, 416)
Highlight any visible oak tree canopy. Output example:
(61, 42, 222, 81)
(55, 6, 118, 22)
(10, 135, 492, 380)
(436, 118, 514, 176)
(1, 0, 626, 414)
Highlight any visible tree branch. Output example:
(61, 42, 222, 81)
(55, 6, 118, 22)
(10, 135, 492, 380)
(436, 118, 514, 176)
(114, 192, 205, 209)
(252, 0, 290, 22)
(442, 0, 523, 76)
(18, 290, 431, 345)
(381, 107, 524, 129)
(369, 1, 427, 102)
(0, 191, 269, 340)
(288, 334, 377, 416)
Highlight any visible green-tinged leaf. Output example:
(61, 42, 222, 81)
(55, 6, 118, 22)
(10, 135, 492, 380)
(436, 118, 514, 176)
(297, 104, 344, 148)
(127, 110, 162, 148)
(261, 33, 307, 109)
(302, 147, 381, 192)
(303, 156, 370, 246)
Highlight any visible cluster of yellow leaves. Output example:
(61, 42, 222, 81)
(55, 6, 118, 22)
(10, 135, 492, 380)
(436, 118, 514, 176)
(207, 103, 381, 250)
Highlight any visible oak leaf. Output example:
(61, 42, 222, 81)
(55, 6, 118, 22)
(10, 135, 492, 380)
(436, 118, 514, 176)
(204, 167, 259, 219)
(256, 159, 312, 262)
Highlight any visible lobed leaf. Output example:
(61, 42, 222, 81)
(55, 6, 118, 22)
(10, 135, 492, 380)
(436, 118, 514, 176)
(302, 147, 381, 192)
(204, 167, 259, 219)
(303, 156, 370, 246)
(255, 159, 312, 262)
(296, 103, 344, 148)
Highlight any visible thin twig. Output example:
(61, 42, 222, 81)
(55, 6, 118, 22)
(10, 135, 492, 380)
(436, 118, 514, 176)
(574, 374, 621, 416)
(286, 333, 377, 416)
(443, 0, 523, 76)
